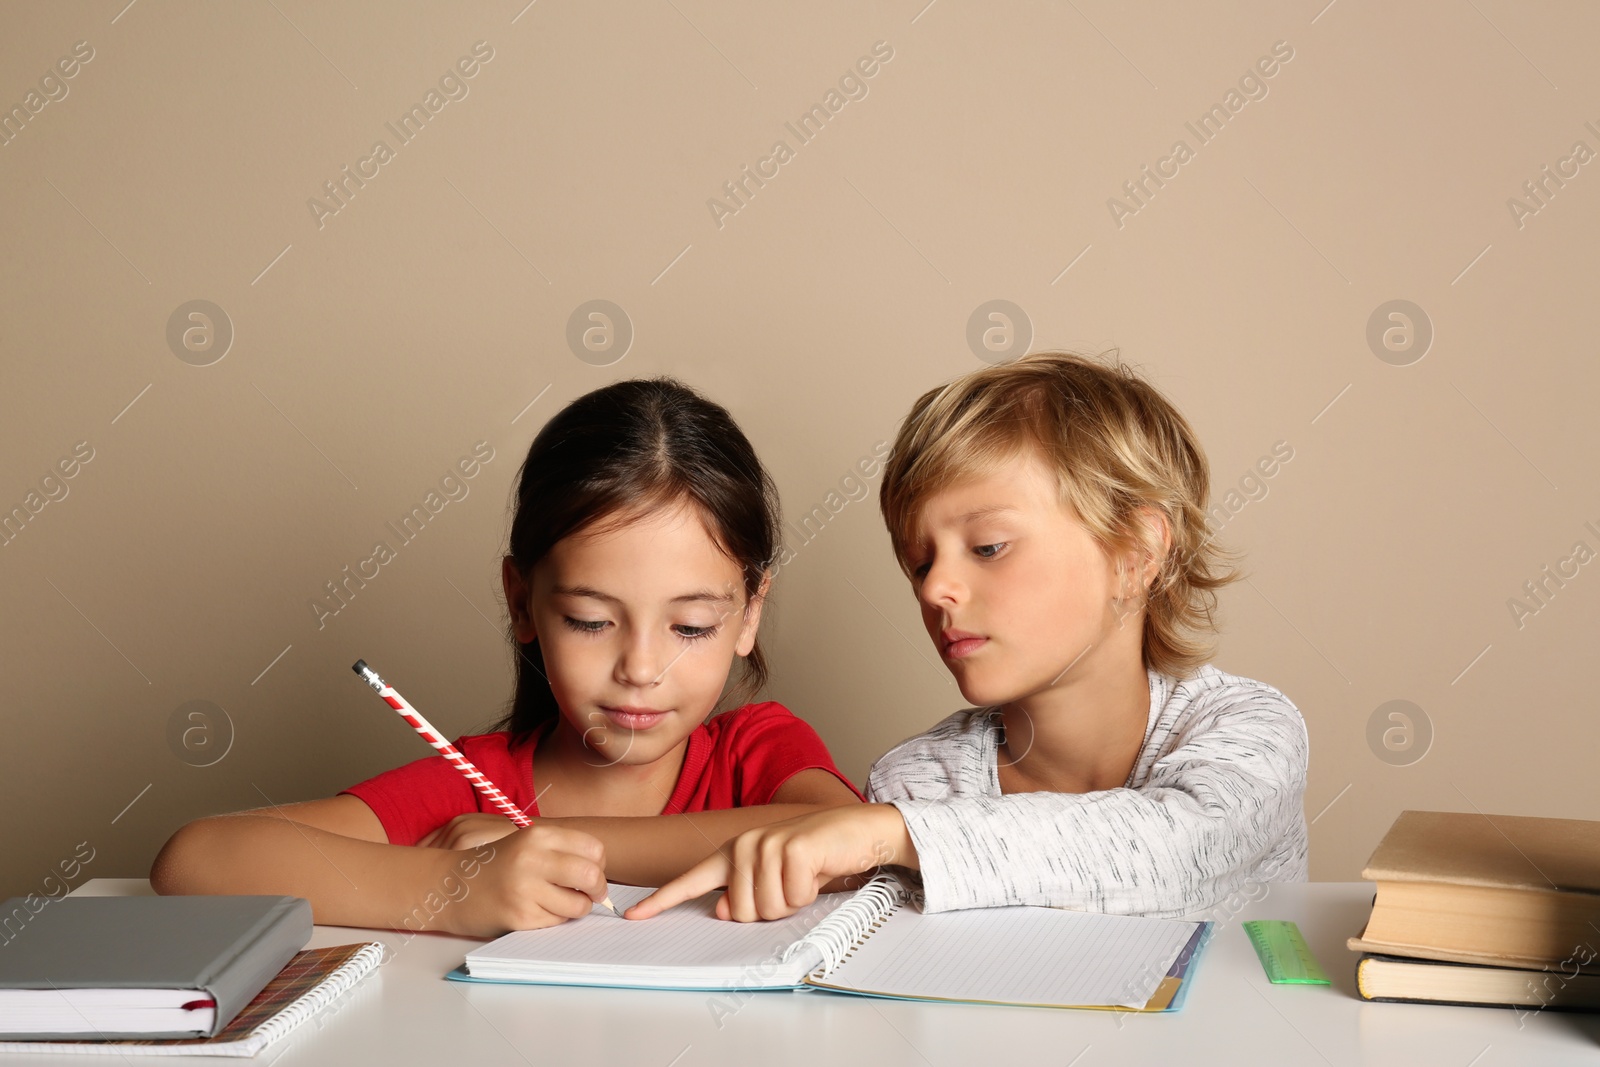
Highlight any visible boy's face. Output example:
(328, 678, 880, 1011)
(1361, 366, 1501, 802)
(905, 449, 1149, 708)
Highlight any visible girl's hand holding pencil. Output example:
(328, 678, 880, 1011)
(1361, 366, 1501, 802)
(417, 813, 525, 852)
(452, 822, 615, 933)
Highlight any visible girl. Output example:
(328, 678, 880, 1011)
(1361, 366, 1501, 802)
(632, 352, 1309, 923)
(152, 378, 862, 935)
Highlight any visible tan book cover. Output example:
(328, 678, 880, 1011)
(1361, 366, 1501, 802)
(1347, 810, 1600, 972)
(1360, 810, 1600, 893)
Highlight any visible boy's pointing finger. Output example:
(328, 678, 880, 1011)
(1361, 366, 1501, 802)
(624, 852, 732, 920)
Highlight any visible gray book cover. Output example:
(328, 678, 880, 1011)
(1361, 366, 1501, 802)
(0, 895, 312, 1040)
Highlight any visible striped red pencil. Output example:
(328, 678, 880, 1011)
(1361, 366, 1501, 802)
(351, 659, 621, 917)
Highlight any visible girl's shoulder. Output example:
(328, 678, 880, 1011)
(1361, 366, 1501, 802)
(700, 701, 820, 743)
(706, 699, 800, 725)
(433, 730, 537, 772)
(451, 729, 522, 755)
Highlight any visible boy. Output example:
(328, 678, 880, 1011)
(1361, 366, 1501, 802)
(631, 352, 1309, 921)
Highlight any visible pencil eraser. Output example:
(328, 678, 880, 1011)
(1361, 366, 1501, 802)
(352, 660, 368, 674)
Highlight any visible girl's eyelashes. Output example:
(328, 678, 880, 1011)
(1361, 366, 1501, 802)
(561, 616, 720, 641)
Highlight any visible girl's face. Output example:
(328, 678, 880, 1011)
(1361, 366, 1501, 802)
(905, 448, 1155, 708)
(511, 500, 764, 769)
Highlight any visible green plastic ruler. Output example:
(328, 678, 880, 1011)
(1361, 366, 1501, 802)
(1242, 920, 1330, 985)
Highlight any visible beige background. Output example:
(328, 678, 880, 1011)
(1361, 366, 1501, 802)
(2, 0, 1596, 901)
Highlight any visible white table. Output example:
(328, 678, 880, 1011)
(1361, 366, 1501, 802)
(11, 880, 1596, 1065)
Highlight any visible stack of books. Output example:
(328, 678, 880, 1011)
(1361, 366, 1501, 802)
(1348, 810, 1600, 1012)
(0, 895, 382, 1056)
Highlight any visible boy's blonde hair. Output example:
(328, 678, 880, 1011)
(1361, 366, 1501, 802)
(878, 350, 1242, 679)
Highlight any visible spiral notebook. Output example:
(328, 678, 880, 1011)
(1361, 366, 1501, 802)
(453, 876, 1210, 1011)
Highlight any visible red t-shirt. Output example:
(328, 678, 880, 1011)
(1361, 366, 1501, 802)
(342, 701, 862, 845)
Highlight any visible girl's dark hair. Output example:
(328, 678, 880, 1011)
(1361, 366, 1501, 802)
(496, 377, 781, 746)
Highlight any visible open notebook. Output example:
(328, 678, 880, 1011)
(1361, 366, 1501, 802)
(453, 876, 1212, 1011)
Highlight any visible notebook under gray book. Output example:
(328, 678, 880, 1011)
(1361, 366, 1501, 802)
(0, 896, 312, 1040)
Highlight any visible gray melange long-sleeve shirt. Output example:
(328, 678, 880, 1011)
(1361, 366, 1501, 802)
(864, 663, 1309, 918)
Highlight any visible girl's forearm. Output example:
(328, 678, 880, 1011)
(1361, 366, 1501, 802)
(554, 805, 839, 886)
(150, 814, 472, 931)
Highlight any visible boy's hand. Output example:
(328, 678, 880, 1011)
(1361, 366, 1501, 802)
(418, 812, 523, 851)
(626, 804, 916, 922)
(451, 823, 609, 935)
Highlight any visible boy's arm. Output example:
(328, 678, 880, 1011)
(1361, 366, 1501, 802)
(150, 795, 608, 935)
(885, 696, 1310, 916)
(634, 696, 1308, 921)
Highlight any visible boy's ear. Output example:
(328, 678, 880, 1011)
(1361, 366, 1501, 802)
(1134, 507, 1173, 590)
(501, 556, 539, 644)
(734, 568, 774, 656)
(1115, 508, 1172, 599)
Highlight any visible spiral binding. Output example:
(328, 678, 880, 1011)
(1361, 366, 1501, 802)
(781, 875, 904, 978)
(245, 941, 386, 1051)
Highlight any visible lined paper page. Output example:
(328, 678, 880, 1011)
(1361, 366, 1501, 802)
(813, 905, 1199, 1008)
(464, 884, 852, 987)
